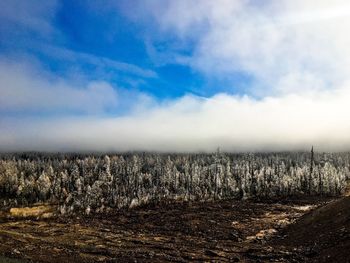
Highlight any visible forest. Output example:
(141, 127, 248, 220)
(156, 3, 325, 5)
(0, 150, 349, 215)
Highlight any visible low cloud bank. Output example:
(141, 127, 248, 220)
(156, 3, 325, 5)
(2, 88, 350, 152)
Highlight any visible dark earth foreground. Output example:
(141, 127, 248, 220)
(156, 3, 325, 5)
(0, 196, 349, 262)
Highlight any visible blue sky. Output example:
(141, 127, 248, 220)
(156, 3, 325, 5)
(0, 0, 231, 102)
(1, 0, 350, 152)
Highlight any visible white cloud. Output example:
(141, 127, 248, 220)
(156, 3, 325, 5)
(0, 59, 118, 114)
(39, 45, 158, 79)
(2, 87, 350, 152)
(129, 0, 350, 96)
(2, 1, 350, 152)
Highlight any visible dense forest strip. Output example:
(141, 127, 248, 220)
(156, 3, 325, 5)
(0, 152, 348, 214)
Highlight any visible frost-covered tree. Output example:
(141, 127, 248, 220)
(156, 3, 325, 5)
(0, 151, 348, 214)
(36, 171, 51, 200)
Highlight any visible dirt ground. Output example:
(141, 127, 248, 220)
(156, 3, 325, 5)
(275, 196, 350, 263)
(0, 197, 344, 262)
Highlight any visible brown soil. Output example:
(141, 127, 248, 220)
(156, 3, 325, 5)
(273, 196, 350, 263)
(0, 197, 345, 263)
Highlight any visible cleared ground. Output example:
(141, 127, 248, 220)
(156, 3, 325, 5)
(1, 196, 343, 262)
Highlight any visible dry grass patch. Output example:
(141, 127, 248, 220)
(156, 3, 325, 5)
(9, 205, 55, 218)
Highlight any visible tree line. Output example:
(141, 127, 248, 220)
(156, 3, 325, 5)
(0, 151, 349, 214)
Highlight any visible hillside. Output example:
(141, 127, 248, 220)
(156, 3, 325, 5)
(273, 195, 350, 262)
